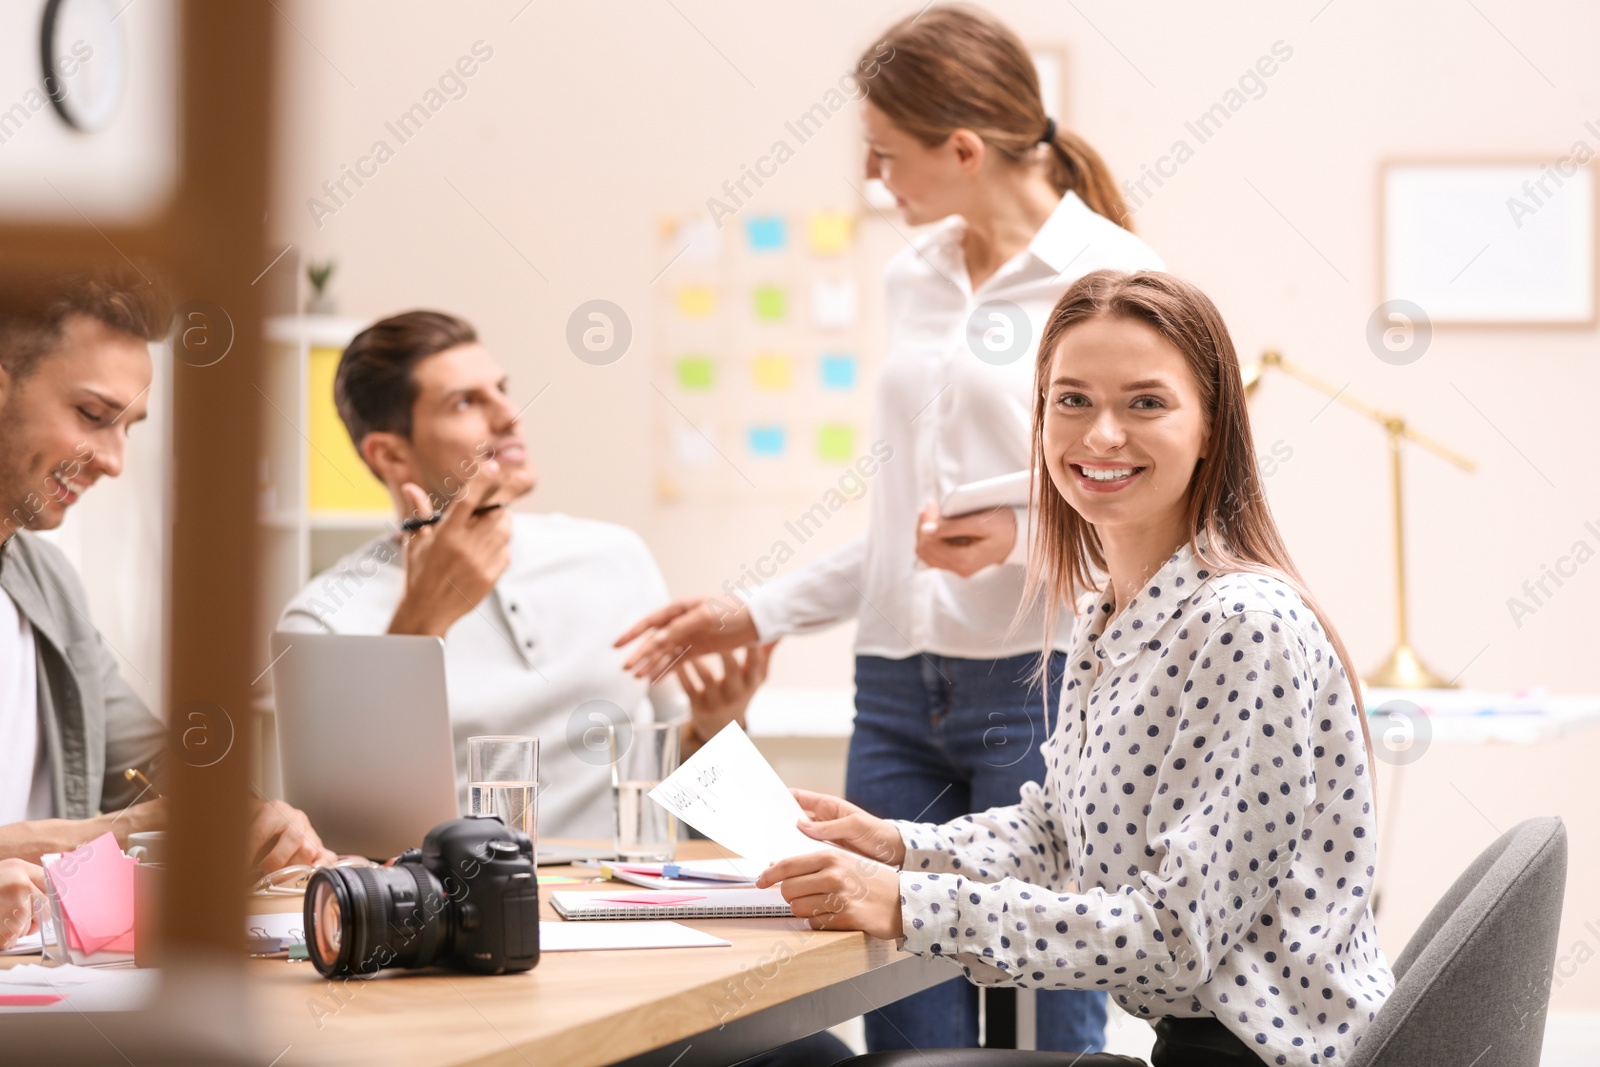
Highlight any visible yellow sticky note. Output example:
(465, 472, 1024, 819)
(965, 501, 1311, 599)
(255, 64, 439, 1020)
(676, 285, 715, 318)
(752, 353, 793, 391)
(808, 212, 854, 255)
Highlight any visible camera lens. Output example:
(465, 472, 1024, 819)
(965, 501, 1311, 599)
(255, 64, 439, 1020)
(303, 864, 447, 978)
(311, 878, 343, 963)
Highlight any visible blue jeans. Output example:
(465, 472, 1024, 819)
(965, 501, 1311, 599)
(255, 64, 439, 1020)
(848, 652, 1107, 1054)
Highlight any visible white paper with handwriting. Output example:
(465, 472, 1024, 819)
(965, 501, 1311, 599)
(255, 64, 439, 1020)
(648, 724, 836, 866)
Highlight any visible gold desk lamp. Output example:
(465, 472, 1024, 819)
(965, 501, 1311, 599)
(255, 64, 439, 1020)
(1240, 350, 1476, 690)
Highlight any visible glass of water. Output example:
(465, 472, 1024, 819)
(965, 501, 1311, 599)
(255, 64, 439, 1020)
(609, 721, 679, 861)
(468, 736, 539, 845)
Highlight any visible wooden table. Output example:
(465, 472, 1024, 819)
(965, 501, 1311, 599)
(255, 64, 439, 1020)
(243, 841, 952, 1066)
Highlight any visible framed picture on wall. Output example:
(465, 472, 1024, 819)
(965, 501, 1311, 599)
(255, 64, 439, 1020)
(1381, 159, 1596, 326)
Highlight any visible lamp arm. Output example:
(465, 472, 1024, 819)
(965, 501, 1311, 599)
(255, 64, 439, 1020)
(1396, 425, 1477, 473)
(1262, 352, 1476, 472)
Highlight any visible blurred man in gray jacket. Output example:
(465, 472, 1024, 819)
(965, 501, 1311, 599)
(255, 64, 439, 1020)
(0, 268, 331, 875)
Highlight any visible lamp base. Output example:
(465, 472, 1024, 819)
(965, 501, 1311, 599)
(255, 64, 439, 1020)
(1364, 643, 1454, 690)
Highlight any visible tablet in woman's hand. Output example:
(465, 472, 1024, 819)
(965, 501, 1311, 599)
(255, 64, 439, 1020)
(940, 470, 1031, 517)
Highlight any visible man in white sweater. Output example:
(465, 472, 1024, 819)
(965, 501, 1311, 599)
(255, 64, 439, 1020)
(278, 311, 766, 840)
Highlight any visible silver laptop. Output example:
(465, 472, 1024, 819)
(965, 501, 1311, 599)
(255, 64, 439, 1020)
(269, 632, 459, 859)
(268, 631, 614, 865)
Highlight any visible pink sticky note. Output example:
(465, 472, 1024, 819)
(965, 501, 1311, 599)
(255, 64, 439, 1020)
(0, 994, 66, 1007)
(592, 893, 706, 906)
(46, 831, 136, 956)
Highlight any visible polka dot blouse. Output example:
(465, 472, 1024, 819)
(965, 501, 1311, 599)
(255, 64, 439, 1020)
(894, 541, 1393, 1066)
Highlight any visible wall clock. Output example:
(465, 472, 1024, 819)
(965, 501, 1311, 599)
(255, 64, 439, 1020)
(40, 0, 126, 132)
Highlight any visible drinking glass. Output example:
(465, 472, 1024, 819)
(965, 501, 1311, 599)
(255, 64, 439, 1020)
(609, 721, 678, 861)
(467, 736, 539, 845)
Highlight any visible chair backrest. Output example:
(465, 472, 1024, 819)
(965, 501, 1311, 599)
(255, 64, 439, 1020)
(1349, 816, 1567, 1067)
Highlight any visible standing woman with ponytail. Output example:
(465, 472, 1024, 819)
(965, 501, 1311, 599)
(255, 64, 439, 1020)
(618, 6, 1160, 1053)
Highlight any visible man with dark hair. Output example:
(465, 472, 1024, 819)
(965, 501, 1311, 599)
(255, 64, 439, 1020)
(0, 267, 333, 872)
(279, 310, 769, 839)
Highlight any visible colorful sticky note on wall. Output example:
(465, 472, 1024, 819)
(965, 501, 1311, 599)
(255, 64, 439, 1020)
(746, 216, 787, 252)
(676, 285, 716, 318)
(751, 353, 793, 391)
(672, 424, 718, 467)
(672, 216, 721, 265)
(753, 285, 787, 322)
(747, 425, 786, 457)
(811, 278, 858, 329)
(676, 355, 715, 390)
(817, 424, 855, 462)
(808, 212, 854, 255)
(308, 346, 391, 513)
(820, 352, 857, 390)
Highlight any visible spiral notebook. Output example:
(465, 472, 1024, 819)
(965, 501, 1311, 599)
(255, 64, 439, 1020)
(550, 888, 793, 921)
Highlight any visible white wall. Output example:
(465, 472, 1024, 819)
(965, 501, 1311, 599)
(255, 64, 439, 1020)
(268, 0, 1600, 696)
(261, 0, 1600, 1010)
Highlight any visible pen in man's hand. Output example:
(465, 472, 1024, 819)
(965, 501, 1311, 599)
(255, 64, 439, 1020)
(400, 501, 507, 533)
(124, 767, 163, 799)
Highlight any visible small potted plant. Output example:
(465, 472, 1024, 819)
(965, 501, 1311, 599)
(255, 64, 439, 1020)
(306, 261, 336, 315)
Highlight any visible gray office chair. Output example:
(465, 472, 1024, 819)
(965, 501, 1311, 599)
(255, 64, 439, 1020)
(835, 816, 1567, 1067)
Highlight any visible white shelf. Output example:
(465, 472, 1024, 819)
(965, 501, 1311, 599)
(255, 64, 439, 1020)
(1364, 686, 1600, 745)
(264, 313, 367, 348)
(308, 510, 392, 531)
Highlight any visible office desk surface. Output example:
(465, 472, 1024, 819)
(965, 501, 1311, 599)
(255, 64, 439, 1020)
(247, 840, 945, 1066)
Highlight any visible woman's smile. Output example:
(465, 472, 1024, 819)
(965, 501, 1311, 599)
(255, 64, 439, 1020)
(1069, 462, 1146, 493)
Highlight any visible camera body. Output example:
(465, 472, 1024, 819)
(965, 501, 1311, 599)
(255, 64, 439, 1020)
(304, 816, 540, 978)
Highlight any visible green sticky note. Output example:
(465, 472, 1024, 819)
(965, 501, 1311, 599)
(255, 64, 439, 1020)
(676, 355, 715, 390)
(753, 285, 787, 321)
(818, 423, 854, 462)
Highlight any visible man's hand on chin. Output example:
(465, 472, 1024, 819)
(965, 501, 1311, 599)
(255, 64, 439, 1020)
(388, 460, 513, 637)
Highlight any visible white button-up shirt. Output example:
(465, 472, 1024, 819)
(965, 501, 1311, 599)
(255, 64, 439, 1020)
(745, 192, 1163, 658)
(894, 543, 1392, 1066)
(278, 513, 687, 840)
(0, 587, 52, 823)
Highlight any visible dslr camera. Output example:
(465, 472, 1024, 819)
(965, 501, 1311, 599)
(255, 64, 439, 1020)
(303, 816, 540, 978)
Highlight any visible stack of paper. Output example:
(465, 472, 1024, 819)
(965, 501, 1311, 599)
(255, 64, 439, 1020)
(1, 932, 44, 957)
(538, 921, 730, 952)
(589, 857, 760, 890)
(0, 964, 157, 1011)
(42, 831, 137, 964)
(551, 888, 793, 921)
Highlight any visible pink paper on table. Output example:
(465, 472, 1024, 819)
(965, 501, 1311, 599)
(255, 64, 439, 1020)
(590, 893, 706, 906)
(0, 994, 66, 1007)
(46, 831, 136, 955)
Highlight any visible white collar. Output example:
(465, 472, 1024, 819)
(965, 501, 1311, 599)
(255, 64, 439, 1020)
(918, 190, 1107, 285)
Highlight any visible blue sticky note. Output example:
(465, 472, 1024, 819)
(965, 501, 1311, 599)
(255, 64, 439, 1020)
(820, 352, 857, 390)
(747, 425, 786, 456)
(746, 216, 786, 252)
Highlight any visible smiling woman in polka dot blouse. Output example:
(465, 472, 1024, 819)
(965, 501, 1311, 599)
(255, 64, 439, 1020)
(760, 270, 1393, 1067)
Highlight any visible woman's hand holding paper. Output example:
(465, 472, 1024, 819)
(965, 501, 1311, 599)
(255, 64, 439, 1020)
(756, 789, 909, 940)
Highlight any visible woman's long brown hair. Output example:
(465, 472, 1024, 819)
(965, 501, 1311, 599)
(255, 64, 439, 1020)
(859, 5, 1134, 230)
(1022, 270, 1377, 797)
